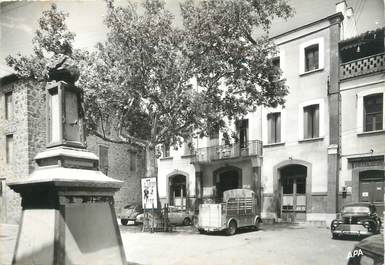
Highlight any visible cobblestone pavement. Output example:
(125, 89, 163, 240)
(1, 221, 361, 265)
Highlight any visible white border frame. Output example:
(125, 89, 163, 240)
(299, 37, 324, 75)
(356, 87, 385, 133)
(298, 98, 325, 140)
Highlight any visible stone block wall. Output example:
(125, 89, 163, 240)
(0, 79, 31, 223)
(87, 136, 145, 213)
(1, 78, 144, 223)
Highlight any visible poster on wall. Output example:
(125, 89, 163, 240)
(141, 177, 158, 209)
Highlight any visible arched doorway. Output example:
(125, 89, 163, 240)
(359, 170, 384, 214)
(169, 175, 187, 209)
(214, 167, 242, 202)
(280, 165, 307, 222)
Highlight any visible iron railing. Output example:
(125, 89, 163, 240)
(340, 53, 385, 80)
(193, 140, 262, 163)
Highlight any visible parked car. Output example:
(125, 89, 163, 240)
(347, 234, 384, 265)
(331, 203, 381, 239)
(136, 206, 194, 226)
(167, 206, 194, 226)
(118, 204, 143, 225)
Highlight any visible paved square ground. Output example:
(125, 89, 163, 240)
(0, 222, 360, 265)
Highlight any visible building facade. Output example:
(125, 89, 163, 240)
(0, 75, 144, 224)
(338, 27, 385, 215)
(157, 1, 384, 224)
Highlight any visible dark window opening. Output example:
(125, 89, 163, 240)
(364, 93, 383, 132)
(236, 119, 248, 148)
(5, 92, 13, 120)
(304, 104, 319, 139)
(305, 44, 319, 72)
(267, 112, 281, 144)
(6, 134, 13, 164)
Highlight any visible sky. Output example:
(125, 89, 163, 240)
(0, 0, 384, 71)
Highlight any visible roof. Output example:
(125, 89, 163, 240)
(0, 64, 15, 79)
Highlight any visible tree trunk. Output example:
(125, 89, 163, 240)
(145, 144, 157, 178)
(144, 143, 161, 209)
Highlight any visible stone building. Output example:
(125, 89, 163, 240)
(0, 71, 144, 224)
(157, 1, 384, 224)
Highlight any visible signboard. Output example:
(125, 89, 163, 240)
(141, 177, 157, 209)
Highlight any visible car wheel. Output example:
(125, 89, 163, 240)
(226, 220, 237, 236)
(198, 229, 206, 234)
(332, 233, 338, 240)
(183, 218, 191, 226)
(121, 219, 128, 226)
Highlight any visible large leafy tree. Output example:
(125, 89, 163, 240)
(6, 0, 294, 191)
(79, 0, 293, 179)
(6, 4, 79, 81)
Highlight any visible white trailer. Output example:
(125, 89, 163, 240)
(197, 189, 262, 235)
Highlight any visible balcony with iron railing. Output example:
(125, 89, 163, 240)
(340, 52, 385, 80)
(193, 140, 263, 163)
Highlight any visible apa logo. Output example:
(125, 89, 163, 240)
(347, 249, 363, 259)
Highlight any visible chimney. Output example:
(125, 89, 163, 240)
(336, 0, 357, 40)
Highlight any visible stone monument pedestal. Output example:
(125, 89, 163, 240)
(8, 147, 127, 265)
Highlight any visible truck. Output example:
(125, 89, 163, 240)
(197, 188, 262, 235)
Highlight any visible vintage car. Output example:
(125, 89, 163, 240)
(331, 203, 382, 239)
(118, 204, 143, 225)
(347, 234, 384, 265)
(136, 206, 194, 226)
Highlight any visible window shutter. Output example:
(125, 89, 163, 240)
(276, 113, 281, 142)
(313, 105, 319, 137)
(304, 108, 309, 139)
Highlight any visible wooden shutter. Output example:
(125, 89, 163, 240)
(276, 113, 281, 142)
(313, 105, 319, 137)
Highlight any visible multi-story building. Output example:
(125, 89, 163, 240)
(157, 1, 384, 224)
(0, 71, 144, 224)
(338, 26, 385, 214)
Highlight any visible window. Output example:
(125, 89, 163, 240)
(162, 143, 170, 157)
(267, 112, 281, 144)
(209, 124, 219, 139)
(364, 93, 383, 132)
(272, 57, 280, 69)
(299, 38, 324, 74)
(130, 152, 136, 171)
(98, 145, 109, 175)
(236, 119, 248, 148)
(304, 44, 319, 72)
(5, 92, 13, 120)
(303, 104, 319, 139)
(6, 134, 13, 164)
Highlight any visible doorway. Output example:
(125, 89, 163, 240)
(280, 165, 307, 222)
(214, 168, 242, 202)
(359, 170, 384, 216)
(169, 175, 187, 209)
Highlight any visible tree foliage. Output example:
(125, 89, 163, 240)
(79, 0, 293, 150)
(6, 4, 77, 81)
